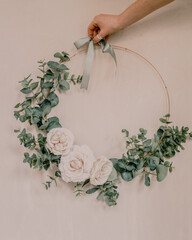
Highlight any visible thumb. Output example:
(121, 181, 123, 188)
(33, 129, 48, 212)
(93, 30, 107, 43)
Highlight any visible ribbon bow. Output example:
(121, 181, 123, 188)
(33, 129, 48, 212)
(74, 37, 117, 90)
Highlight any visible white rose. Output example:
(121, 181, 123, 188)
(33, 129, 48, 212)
(46, 128, 74, 155)
(90, 156, 113, 185)
(59, 145, 95, 183)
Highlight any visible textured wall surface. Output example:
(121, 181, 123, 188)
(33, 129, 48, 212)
(0, 0, 192, 239)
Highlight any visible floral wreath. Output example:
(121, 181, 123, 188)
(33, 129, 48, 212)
(14, 38, 192, 207)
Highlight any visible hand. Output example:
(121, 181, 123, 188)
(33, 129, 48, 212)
(88, 14, 121, 43)
(87, 0, 175, 44)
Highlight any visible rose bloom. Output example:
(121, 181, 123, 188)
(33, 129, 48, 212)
(90, 156, 113, 185)
(59, 145, 95, 183)
(46, 128, 74, 155)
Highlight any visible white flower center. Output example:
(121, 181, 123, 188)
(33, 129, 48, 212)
(70, 158, 84, 170)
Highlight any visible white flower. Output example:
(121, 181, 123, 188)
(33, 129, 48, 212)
(90, 156, 113, 185)
(46, 128, 74, 155)
(59, 145, 95, 183)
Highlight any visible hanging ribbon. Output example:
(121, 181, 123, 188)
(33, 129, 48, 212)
(74, 37, 117, 90)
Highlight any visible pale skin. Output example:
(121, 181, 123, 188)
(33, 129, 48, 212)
(88, 0, 175, 43)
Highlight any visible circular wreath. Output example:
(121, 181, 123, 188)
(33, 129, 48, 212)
(14, 46, 192, 207)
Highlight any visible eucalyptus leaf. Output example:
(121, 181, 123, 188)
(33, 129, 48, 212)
(54, 52, 69, 62)
(64, 72, 69, 80)
(40, 99, 52, 116)
(147, 156, 159, 170)
(143, 139, 152, 147)
(43, 82, 53, 88)
(59, 64, 69, 70)
(59, 80, 70, 91)
(47, 92, 59, 107)
(19, 115, 27, 122)
(145, 172, 150, 186)
(14, 129, 20, 133)
(86, 187, 99, 194)
(54, 52, 64, 61)
(48, 116, 60, 123)
(122, 129, 129, 137)
(14, 103, 20, 108)
(126, 163, 136, 171)
(97, 191, 105, 201)
(107, 168, 118, 182)
(47, 61, 59, 70)
(38, 122, 49, 130)
(30, 82, 38, 90)
(55, 170, 61, 177)
(20, 88, 32, 94)
(156, 165, 168, 182)
(14, 111, 20, 119)
(121, 171, 133, 182)
(33, 107, 42, 117)
(31, 116, 40, 124)
(82, 179, 90, 187)
(46, 121, 62, 133)
(105, 198, 116, 207)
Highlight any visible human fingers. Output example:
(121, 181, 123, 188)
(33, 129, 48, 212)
(93, 29, 108, 43)
(88, 20, 98, 38)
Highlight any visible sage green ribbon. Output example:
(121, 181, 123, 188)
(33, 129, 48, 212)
(74, 37, 117, 90)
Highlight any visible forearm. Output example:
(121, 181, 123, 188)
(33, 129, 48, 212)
(118, 0, 175, 30)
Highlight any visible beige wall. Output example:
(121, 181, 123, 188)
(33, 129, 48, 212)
(0, 0, 192, 239)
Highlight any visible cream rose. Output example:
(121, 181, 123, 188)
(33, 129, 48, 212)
(59, 145, 95, 183)
(46, 127, 74, 155)
(90, 156, 113, 185)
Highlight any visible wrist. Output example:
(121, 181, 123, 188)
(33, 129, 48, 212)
(116, 14, 126, 31)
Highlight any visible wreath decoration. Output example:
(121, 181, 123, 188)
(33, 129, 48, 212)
(14, 38, 192, 207)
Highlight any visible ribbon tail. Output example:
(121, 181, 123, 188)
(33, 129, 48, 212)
(98, 39, 117, 65)
(80, 40, 95, 90)
(74, 37, 117, 90)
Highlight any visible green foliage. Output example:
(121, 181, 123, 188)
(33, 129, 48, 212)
(47, 92, 59, 107)
(14, 51, 84, 138)
(115, 114, 192, 187)
(159, 113, 172, 124)
(85, 181, 119, 207)
(156, 165, 168, 182)
(107, 167, 118, 182)
(14, 52, 82, 135)
(54, 51, 69, 63)
(43, 175, 58, 190)
(46, 117, 62, 132)
(59, 79, 70, 91)
(86, 187, 99, 194)
(14, 51, 81, 184)
(157, 125, 189, 158)
(145, 172, 150, 186)
(17, 127, 61, 171)
(97, 182, 119, 207)
(122, 129, 129, 137)
(121, 171, 133, 182)
(17, 128, 36, 150)
(74, 183, 85, 196)
(74, 179, 90, 196)
(72, 174, 119, 206)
